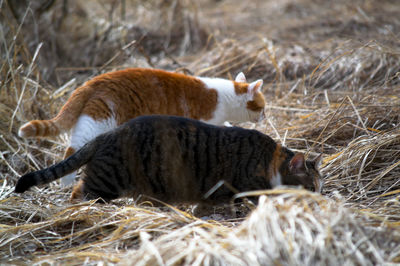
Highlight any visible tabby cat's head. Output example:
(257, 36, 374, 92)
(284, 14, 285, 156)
(234, 72, 266, 122)
(283, 153, 323, 192)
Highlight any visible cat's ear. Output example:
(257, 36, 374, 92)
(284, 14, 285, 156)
(289, 153, 305, 173)
(313, 154, 323, 170)
(235, 72, 247, 83)
(248, 80, 263, 95)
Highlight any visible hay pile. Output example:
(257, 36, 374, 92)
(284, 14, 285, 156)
(1, 0, 400, 264)
(2, 189, 399, 264)
(124, 192, 400, 265)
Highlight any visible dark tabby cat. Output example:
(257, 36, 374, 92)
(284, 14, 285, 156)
(15, 115, 322, 203)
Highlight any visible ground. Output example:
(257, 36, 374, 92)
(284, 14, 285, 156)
(1, 0, 400, 264)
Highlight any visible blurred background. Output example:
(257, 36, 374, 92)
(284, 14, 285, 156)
(3, 0, 399, 85)
(1, 1, 400, 263)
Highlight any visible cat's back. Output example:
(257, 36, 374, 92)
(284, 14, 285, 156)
(82, 68, 217, 120)
(85, 68, 201, 93)
(89, 115, 277, 173)
(123, 115, 274, 149)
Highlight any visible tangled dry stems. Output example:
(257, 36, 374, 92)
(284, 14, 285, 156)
(1, 0, 400, 264)
(124, 192, 400, 265)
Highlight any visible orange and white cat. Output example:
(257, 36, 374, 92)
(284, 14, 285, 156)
(18, 68, 265, 186)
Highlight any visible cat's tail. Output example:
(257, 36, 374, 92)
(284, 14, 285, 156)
(18, 85, 94, 138)
(15, 141, 96, 193)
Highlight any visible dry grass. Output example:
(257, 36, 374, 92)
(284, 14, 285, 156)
(123, 192, 400, 265)
(1, 0, 400, 264)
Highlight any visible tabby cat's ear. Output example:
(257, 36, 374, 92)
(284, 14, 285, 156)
(313, 154, 323, 170)
(235, 72, 247, 83)
(289, 153, 305, 173)
(248, 80, 263, 95)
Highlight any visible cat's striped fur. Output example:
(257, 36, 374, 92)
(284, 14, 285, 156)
(15, 116, 323, 203)
(18, 68, 265, 186)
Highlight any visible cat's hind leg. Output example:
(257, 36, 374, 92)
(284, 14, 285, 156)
(70, 179, 85, 201)
(64, 146, 76, 158)
(60, 146, 78, 187)
(60, 114, 117, 186)
(70, 179, 113, 204)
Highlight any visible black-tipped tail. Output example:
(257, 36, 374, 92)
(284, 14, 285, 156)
(15, 172, 38, 193)
(15, 141, 97, 194)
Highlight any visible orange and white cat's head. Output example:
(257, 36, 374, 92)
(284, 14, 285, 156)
(234, 72, 266, 123)
(198, 72, 266, 125)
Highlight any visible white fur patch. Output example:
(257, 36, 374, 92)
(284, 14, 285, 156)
(61, 173, 78, 187)
(70, 114, 117, 149)
(18, 122, 32, 138)
(270, 171, 282, 188)
(223, 121, 233, 127)
(198, 77, 254, 125)
(60, 114, 117, 186)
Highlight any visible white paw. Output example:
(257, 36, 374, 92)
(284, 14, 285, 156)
(223, 121, 233, 127)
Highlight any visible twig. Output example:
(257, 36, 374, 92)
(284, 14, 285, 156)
(9, 43, 43, 132)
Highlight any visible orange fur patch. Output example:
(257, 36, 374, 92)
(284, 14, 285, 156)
(18, 122, 38, 138)
(70, 179, 85, 201)
(247, 92, 265, 112)
(233, 82, 248, 94)
(81, 68, 218, 123)
(18, 86, 94, 138)
(269, 144, 286, 179)
(53, 87, 94, 128)
(19, 120, 60, 138)
(234, 81, 265, 112)
(64, 147, 76, 159)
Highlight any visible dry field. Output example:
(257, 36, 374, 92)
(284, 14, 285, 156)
(1, 0, 400, 264)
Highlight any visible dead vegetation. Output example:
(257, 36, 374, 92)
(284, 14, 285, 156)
(1, 0, 400, 264)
